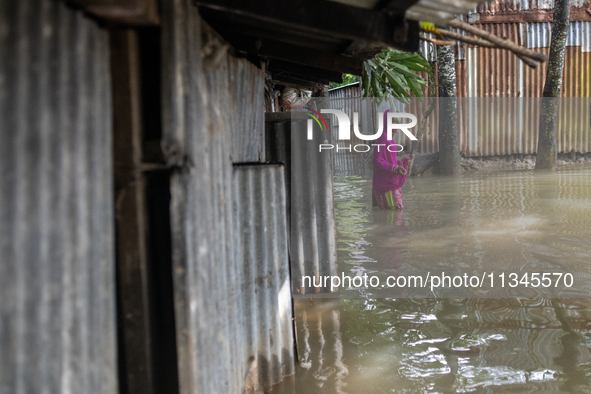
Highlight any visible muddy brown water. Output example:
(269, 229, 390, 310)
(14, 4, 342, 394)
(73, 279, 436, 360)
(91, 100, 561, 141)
(272, 164, 591, 393)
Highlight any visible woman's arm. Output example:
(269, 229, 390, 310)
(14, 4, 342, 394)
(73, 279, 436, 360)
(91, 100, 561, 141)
(373, 149, 396, 172)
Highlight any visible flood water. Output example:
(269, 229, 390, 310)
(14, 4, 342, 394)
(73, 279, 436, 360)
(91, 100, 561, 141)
(273, 163, 591, 393)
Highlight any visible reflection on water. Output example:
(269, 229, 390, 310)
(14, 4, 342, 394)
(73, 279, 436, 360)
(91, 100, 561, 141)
(272, 165, 591, 393)
(332, 164, 591, 298)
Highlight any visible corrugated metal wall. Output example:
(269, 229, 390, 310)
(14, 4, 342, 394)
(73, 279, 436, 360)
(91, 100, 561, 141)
(162, 1, 293, 393)
(290, 119, 338, 294)
(459, 19, 591, 156)
(233, 165, 295, 393)
(476, 0, 591, 13)
(228, 56, 266, 163)
(329, 85, 365, 150)
(0, 1, 117, 393)
(264, 113, 338, 295)
(161, 0, 243, 391)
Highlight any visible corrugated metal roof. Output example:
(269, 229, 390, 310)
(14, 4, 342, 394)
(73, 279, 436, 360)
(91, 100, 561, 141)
(0, 0, 117, 392)
(328, 81, 360, 92)
(233, 165, 295, 393)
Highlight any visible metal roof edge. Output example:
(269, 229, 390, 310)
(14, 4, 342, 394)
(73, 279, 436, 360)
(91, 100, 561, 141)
(328, 81, 361, 91)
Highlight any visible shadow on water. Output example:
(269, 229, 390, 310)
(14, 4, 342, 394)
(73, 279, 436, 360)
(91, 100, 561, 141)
(272, 163, 591, 394)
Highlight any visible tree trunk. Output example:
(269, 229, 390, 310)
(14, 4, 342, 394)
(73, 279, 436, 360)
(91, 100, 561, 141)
(409, 67, 436, 175)
(536, 0, 570, 169)
(437, 44, 461, 175)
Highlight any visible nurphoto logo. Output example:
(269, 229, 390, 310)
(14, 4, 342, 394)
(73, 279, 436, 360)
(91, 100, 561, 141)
(304, 108, 418, 152)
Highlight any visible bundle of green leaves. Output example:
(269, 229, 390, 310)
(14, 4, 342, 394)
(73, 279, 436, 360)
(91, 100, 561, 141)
(362, 49, 432, 104)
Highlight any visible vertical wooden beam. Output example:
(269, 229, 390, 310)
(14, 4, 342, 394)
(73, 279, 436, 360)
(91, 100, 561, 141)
(110, 28, 154, 394)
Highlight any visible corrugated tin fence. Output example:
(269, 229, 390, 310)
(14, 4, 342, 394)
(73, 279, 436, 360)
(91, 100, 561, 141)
(162, 0, 295, 393)
(229, 55, 266, 163)
(3, 0, 334, 393)
(290, 119, 337, 294)
(330, 9, 591, 159)
(264, 113, 338, 295)
(233, 165, 295, 392)
(0, 1, 117, 393)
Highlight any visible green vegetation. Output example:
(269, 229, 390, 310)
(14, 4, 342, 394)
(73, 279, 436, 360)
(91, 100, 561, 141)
(330, 50, 432, 104)
(329, 73, 359, 88)
(362, 49, 432, 103)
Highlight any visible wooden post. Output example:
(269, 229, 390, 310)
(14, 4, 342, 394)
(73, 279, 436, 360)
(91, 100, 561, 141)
(110, 28, 154, 394)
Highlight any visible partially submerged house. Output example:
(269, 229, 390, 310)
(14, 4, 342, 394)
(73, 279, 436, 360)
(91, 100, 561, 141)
(0, 0, 484, 393)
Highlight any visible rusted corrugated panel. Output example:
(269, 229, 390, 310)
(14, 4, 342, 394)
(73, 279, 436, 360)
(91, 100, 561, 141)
(476, 0, 590, 13)
(464, 23, 530, 156)
(472, 23, 526, 97)
(0, 1, 116, 393)
(473, 0, 591, 23)
(526, 21, 591, 51)
(557, 97, 591, 153)
(228, 55, 266, 163)
(451, 20, 591, 156)
(564, 21, 591, 51)
(476, 0, 552, 13)
(233, 165, 295, 392)
(557, 43, 591, 153)
(459, 98, 590, 157)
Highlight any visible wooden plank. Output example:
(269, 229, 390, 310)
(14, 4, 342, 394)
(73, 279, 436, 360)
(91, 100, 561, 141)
(110, 28, 155, 394)
(68, 0, 160, 25)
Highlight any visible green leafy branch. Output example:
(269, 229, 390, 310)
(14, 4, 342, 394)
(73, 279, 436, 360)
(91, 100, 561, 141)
(361, 49, 432, 103)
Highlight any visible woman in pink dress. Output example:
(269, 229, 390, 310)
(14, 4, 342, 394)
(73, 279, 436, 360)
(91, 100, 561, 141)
(372, 109, 411, 210)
